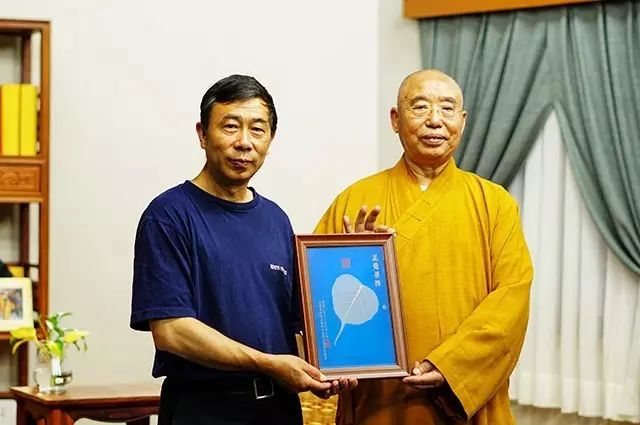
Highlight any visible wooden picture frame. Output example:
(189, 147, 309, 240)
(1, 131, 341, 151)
(295, 233, 409, 379)
(0, 278, 33, 331)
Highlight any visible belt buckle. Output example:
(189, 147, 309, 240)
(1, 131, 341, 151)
(253, 378, 275, 400)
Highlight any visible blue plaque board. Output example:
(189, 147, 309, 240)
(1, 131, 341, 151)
(295, 233, 409, 379)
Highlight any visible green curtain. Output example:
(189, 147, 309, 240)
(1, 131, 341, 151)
(419, 1, 640, 274)
(547, 2, 640, 274)
(420, 10, 553, 186)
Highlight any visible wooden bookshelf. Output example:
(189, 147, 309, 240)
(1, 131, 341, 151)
(0, 18, 50, 398)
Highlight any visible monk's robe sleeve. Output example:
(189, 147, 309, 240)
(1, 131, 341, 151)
(426, 192, 533, 420)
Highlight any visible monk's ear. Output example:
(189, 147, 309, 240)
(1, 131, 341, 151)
(460, 110, 467, 135)
(390, 107, 400, 133)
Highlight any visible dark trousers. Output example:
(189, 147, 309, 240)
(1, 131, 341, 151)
(158, 376, 303, 425)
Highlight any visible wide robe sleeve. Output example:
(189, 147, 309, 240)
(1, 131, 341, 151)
(426, 192, 533, 420)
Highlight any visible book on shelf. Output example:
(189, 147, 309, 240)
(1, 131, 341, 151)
(7, 265, 25, 277)
(0, 84, 20, 155)
(19, 84, 37, 156)
(0, 83, 38, 156)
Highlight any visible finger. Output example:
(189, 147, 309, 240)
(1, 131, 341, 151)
(421, 370, 444, 386)
(410, 377, 444, 389)
(411, 384, 437, 390)
(311, 389, 331, 399)
(348, 378, 358, 390)
(403, 375, 419, 385)
(412, 361, 421, 375)
(354, 205, 368, 232)
(308, 379, 332, 392)
(403, 371, 443, 386)
(418, 361, 434, 374)
(316, 391, 330, 399)
(364, 206, 381, 231)
(337, 378, 348, 391)
(303, 363, 327, 382)
(374, 225, 395, 234)
(403, 375, 430, 386)
(343, 215, 354, 233)
(329, 381, 340, 395)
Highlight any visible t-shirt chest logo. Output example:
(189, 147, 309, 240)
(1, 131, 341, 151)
(269, 264, 288, 276)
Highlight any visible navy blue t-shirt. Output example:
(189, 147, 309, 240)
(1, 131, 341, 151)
(130, 181, 300, 380)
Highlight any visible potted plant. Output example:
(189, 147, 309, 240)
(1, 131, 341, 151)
(10, 312, 89, 394)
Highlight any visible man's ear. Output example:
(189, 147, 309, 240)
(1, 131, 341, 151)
(196, 122, 206, 149)
(390, 107, 400, 134)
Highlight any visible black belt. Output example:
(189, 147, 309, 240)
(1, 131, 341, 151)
(229, 377, 275, 400)
(167, 376, 279, 400)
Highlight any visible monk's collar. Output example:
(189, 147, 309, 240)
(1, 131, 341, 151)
(392, 156, 457, 184)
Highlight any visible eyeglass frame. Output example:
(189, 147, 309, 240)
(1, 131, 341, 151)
(404, 101, 463, 119)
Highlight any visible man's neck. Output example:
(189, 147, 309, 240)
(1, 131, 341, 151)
(403, 156, 450, 186)
(192, 168, 253, 203)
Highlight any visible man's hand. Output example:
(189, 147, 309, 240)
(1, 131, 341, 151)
(343, 205, 395, 234)
(402, 361, 446, 390)
(263, 354, 332, 393)
(311, 377, 358, 399)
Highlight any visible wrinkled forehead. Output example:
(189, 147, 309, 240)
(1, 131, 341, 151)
(211, 98, 270, 121)
(400, 77, 463, 106)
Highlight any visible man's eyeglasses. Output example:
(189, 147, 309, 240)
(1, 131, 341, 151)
(408, 103, 459, 119)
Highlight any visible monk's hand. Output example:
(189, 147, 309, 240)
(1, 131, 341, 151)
(311, 377, 358, 399)
(343, 205, 395, 234)
(402, 361, 446, 390)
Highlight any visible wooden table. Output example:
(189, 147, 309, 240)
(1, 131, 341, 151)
(11, 383, 161, 425)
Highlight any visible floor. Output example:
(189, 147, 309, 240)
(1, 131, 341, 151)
(301, 392, 337, 425)
(299, 394, 634, 425)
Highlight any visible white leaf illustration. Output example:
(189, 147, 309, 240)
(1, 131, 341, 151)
(332, 274, 379, 345)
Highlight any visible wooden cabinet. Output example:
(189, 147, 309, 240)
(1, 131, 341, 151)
(0, 19, 50, 399)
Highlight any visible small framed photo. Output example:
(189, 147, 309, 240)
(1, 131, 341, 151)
(0, 278, 34, 331)
(295, 233, 409, 379)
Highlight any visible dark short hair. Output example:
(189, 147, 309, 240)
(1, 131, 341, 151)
(200, 74, 278, 135)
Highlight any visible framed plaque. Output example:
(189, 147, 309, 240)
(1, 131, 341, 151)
(0, 278, 34, 331)
(295, 233, 409, 379)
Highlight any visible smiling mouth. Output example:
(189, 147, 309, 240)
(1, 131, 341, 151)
(421, 135, 447, 145)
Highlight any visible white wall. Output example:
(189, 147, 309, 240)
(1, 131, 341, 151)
(377, 0, 420, 169)
(0, 1, 378, 422)
(0, 0, 424, 421)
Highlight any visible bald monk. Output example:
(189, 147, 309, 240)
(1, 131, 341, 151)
(315, 69, 533, 424)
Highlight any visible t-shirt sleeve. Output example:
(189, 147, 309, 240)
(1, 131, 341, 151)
(130, 217, 196, 331)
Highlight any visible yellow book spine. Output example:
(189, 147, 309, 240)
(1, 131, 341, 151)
(0, 84, 21, 156)
(7, 265, 25, 277)
(19, 84, 37, 156)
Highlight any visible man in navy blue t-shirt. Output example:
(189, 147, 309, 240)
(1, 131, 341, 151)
(130, 75, 355, 425)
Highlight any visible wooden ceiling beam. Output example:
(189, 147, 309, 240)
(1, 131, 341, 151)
(404, 0, 596, 19)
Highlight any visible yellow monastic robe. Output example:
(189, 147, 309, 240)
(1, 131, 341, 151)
(314, 157, 533, 425)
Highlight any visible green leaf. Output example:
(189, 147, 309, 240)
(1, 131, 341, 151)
(61, 330, 89, 344)
(56, 340, 64, 357)
(10, 327, 36, 340)
(45, 340, 62, 358)
(11, 339, 30, 354)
